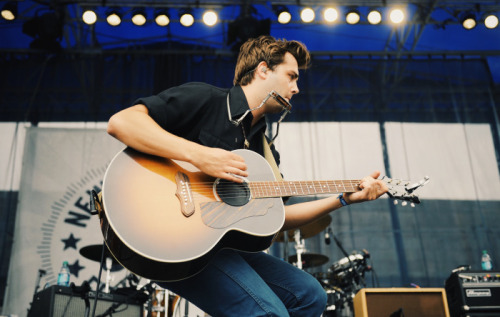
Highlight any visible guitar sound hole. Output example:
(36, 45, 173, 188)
(215, 179, 250, 206)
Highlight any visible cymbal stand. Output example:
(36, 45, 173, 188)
(104, 257, 113, 293)
(140, 280, 153, 317)
(282, 230, 289, 263)
(293, 230, 306, 270)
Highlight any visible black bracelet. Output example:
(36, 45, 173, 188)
(338, 193, 349, 206)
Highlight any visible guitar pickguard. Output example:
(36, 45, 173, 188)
(200, 199, 274, 229)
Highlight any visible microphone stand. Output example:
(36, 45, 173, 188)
(27, 269, 46, 316)
(33, 269, 46, 295)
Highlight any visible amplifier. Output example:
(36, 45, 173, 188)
(28, 285, 145, 317)
(353, 288, 450, 317)
(445, 271, 500, 317)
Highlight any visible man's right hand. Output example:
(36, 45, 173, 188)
(191, 147, 248, 183)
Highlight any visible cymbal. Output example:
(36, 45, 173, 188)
(275, 214, 331, 242)
(79, 244, 122, 271)
(288, 253, 329, 268)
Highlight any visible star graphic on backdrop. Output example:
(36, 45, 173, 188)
(61, 233, 80, 250)
(68, 259, 85, 278)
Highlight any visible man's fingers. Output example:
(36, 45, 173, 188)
(369, 170, 381, 179)
(225, 173, 245, 183)
(229, 152, 246, 162)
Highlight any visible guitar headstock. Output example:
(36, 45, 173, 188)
(382, 176, 430, 207)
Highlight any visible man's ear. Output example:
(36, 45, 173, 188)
(256, 61, 269, 79)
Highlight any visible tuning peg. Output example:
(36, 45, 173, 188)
(402, 201, 408, 206)
(421, 176, 430, 185)
(410, 203, 415, 207)
(393, 200, 398, 205)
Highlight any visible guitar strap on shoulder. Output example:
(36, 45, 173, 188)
(262, 133, 283, 181)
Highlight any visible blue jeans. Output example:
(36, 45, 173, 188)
(158, 249, 327, 316)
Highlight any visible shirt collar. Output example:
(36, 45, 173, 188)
(228, 85, 267, 137)
(228, 85, 251, 119)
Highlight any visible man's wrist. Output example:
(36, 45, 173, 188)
(338, 193, 349, 206)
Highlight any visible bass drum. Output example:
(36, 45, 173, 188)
(172, 296, 208, 317)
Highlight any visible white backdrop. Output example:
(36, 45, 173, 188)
(274, 122, 500, 200)
(2, 124, 125, 316)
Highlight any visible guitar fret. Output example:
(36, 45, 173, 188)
(249, 180, 360, 198)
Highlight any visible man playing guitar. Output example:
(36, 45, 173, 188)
(106, 35, 388, 316)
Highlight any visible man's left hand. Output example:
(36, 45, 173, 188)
(344, 171, 388, 204)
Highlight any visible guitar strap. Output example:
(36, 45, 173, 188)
(262, 133, 283, 181)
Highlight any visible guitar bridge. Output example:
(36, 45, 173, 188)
(175, 172, 195, 217)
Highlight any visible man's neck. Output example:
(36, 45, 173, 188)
(241, 84, 266, 126)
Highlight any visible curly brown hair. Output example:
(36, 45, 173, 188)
(233, 35, 310, 86)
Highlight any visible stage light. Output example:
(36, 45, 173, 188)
(323, 7, 338, 23)
(131, 8, 147, 26)
(389, 8, 405, 24)
(82, 9, 97, 25)
(484, 13, 498, 29)
(1, 1, 17, 21)
(22, 11, 63, 51)
(202, 10, 218, 26)
(273, 5, 291, 24)
(345, 8, 360, 25)
(106, 8, 122, 26)
(278, 11, 291, 24)
(460, 11, 476, 30)
(300, 7, 315, 23)
(180, 10, 194, 27)
(154, 9, 170, 26)
(367, 9, 382, 25)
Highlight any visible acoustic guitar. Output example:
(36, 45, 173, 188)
(99, 147, 428, 281)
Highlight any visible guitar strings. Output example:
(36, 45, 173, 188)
(185, 180, 361, 199)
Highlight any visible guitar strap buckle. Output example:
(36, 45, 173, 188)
(90, 189, 103, 216)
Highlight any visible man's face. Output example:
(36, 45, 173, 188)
(264, 52, 300, 113)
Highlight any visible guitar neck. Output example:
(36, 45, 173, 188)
(248, 180, 361, 198)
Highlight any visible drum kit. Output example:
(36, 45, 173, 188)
(77, 215, 370, 317)
(277, 215, 372, 317)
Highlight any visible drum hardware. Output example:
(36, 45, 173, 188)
(288, 253, 329, 269)
(276, 214, 331, 242)
(292, 230, 306, 269)
(146, 283, 174, 317)
(171, 296, 206, 317)
(104, 257, 114, 293)
(80, 244, 123, 272)
(286, 217, 331, 269)
(152, 287, 165, 315)
(79, 242, 149, 316)
(316, 231, 372, 317)
(80, 244, 125, 295)
(328, 251, 371, 291)
(331, 233, 370, 291)
(317, 251, 372, 317)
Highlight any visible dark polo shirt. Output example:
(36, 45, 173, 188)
(134, 82, 279, 164)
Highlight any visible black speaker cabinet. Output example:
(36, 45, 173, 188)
(28, 285, 144, 317)
(353, 288, 450, 317)
(445, 271, 500, 317)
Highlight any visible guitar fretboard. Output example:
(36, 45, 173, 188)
(248, 180, 361, 198)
